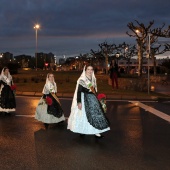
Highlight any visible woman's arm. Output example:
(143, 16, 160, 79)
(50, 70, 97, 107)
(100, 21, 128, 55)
(77, 84, 90, 109)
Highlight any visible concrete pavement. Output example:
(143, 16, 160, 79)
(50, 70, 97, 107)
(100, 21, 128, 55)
(1, 98, 170, 170)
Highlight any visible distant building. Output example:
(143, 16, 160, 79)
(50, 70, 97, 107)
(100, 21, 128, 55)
(2, 52, 13, 59)
(14, 55, 32, 68)
(0, 52, 14, 69)
(65, 57, 75, 64)
(2, 52, 13, 63)
(59, 58, 66, 65)
(36, 52, 55, 69)
(117, 58, 167, 67)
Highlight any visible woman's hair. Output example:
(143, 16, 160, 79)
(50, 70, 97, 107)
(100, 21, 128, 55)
(85, 65, 94, 71)
(3, 67, 9, 72)
(47, 73, 54, 77)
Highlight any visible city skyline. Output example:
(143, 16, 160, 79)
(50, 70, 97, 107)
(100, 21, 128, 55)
(0, 0, 170, 60)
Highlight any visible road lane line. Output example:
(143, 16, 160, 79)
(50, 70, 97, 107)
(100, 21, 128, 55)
(130, 101, 170, 122)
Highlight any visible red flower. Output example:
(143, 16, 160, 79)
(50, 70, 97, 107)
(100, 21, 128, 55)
(46, 96, 53, 105)
(97, 93, 106, 100)
(11, 84, 17, 91)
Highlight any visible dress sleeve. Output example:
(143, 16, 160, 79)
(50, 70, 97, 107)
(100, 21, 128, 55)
(1, 80, 7, 85)
(77, 84, 89, 103)
(43, 83, 51, 94)
(42, 94, 46, 99)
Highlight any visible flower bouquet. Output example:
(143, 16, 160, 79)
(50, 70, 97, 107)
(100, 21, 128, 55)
(11, 84, 17, 91)
(46, 96, 53, 106)
(10, 84, 17, 95)
(88, 83, 95, 94)
(97, 93, 107, 113)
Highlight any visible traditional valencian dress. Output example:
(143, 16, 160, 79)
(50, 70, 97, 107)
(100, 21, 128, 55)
(0, 68, 16, 113)
(67, 67, 110, 135)
(35, 76, 65, 124)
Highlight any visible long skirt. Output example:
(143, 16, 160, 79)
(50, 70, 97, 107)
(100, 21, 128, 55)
(67, 93, 110, 134)
(0, 85, 16, 113)
(35, 94, 65, 124)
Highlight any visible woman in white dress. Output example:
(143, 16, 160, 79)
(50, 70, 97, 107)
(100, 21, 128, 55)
(67, 65, 110, 138)
(35, 73, 65, 129)
(0, 67, 16, 115)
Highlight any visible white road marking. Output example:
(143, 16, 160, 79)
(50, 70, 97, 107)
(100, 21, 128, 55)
(130, 101, 170, 122)
(107, 100, 158, 102)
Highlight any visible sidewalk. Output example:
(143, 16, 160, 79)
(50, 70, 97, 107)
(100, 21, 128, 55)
(15, 85, 169, 101)
(151, 82, 170, 101)
(152, 82, 170, 96)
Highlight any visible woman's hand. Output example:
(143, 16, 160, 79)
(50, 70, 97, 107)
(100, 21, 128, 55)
(77, 103, 82, 110)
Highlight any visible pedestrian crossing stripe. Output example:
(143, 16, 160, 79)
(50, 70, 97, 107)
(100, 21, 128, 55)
(130, 101, 170, 122)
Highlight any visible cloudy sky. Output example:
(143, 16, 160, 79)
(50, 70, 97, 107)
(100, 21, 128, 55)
(0, 0, 170, 59)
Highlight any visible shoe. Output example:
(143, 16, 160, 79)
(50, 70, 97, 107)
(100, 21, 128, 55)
(80, 134, 85, 137)
(58, 120, 65, 124)
(44, 123, 49, 129)
(4, 112, 11, 116)
(95, 135, 104, 139)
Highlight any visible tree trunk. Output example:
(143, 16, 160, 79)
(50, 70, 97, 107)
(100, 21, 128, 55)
(127, 58, 130, 74)
(153, 56, 157, 76)
(138, 42, 143, 77)
(105, 53, 108, 74)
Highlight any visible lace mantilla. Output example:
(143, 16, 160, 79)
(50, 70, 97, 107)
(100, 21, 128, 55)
(79, 78, 96, 91)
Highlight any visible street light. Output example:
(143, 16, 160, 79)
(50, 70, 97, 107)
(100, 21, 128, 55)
(136, 29, 151, 94)
(34, 24, 40, 70)
(146, 33, 151, 94)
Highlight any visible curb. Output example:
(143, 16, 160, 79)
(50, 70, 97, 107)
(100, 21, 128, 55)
(15, 91, 165, 101)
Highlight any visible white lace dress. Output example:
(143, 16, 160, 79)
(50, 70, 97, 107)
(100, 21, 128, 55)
(68, 78, 110, 135)
(35, 82, 65, 124)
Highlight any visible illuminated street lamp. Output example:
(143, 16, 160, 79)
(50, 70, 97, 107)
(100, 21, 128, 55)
(34, 24, 40, 70)
(136, 29, 151, 94)
(146, 33, 151, 94)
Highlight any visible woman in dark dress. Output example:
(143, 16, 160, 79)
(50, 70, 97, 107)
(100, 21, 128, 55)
(67, 65, 110, 138)
(35, 73, 65, 129)
(0, 67, 16, 114)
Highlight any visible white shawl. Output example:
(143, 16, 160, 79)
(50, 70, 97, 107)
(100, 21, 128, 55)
(71, 66, 97, 111)
(42, 73, 57, 94)
(0, 68, 13, 85)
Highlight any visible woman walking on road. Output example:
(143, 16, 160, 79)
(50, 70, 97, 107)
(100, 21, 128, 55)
(67, 65, 110, 138)
(35, 73, 65, 129)
(0, 67, 16, 115)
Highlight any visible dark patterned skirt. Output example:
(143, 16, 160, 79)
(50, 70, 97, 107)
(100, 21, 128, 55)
(46, 93, 64, 118)
(0, 85, 16, 109)
(84, 92, 110, 130)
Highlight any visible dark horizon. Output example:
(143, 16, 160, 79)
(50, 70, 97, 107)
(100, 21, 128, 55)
(0, 0, 170, 58)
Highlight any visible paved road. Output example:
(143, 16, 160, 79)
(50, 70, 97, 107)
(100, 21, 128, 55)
(0, 97, 170, 170)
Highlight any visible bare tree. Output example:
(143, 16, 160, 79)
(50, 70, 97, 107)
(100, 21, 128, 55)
(117, 42, 137, 74)
(150, 43, 170, 75)
(127, 20, 170, 76)
(127, 21, 154, 76)
(97, 42, 117, 74)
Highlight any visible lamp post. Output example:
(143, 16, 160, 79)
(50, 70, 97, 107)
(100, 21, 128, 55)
(116, 52, 120, 63)
(147, 33, 151, 94)
(136, 29, 151, 94)
(34, 24, 40, 70)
